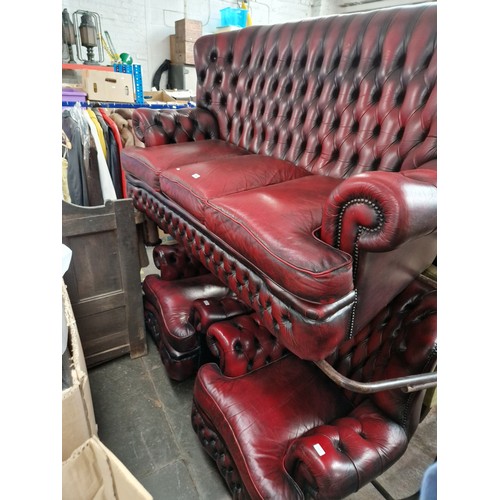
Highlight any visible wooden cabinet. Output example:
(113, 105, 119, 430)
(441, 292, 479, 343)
(62, 199, 148, 367)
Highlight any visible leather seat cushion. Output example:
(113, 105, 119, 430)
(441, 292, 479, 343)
(204, 175, 353, 304)
(142, 273, 230, 352)
(159, 155, 310, 222)
(193, 356, 352, 499)
(121, 140, 250, 191)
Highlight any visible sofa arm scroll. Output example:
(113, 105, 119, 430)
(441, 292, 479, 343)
(321, 168, 437, 255)
(132, 107, 220, 147)
(206, 314, 288, 377)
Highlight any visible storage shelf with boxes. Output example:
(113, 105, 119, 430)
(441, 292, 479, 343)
(62, 63, 144, 105)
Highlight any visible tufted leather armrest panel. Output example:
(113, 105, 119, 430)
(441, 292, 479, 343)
(206, 313, 289, 377)
(152, 244, 208, 281)
(132, 107, 220, 147)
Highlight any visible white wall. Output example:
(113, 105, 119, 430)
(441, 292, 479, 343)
(62, 0, 421, 92)
(328, 0, 429, 14)
(62, 0, 315, 92)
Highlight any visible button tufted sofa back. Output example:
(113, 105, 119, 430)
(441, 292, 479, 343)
(194, 3, 436, 178)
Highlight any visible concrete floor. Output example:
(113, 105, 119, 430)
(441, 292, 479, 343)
(87, 246, 437, 500)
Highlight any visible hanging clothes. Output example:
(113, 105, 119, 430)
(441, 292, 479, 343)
(86, 132, 105, 206)
(63, 105, 106, 206)
(61, 103, 135, 205)
(62, 130, 72, 203)
(82, 109, 117, 202)
(87, 108, 108, 161)
(98, 108, 123, 198)
(62, 109, 89, 206)
(93, 108, 122, 197)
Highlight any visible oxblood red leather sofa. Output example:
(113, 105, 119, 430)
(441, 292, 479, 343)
(122, 3, 437, 364)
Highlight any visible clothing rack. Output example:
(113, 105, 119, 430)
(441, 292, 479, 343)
(62, 100, 196, 207)
(62, 100, 195, 109)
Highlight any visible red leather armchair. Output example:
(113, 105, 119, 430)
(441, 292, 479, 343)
(191, 274, 437, 499)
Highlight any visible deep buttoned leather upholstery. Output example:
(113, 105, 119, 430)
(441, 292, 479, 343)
(143, 244, 253, 380)
(122, 3, 437, 361)
(191, 275, 437, 499)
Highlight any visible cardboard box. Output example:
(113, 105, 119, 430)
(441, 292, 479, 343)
(62, 281, 152, 499)
(175, 18, 202, 42)
(166, 89, 195, 101)
(173, 40, 196, 65)
(62, 436, 153, 500)
(63, 64, 113, 86)
(143, 90, 176, 104)
(62, 281, 98, 461)
(169, 34, 177, 58)
(143, 89, 193, 104)
(81, 69, 135, 103)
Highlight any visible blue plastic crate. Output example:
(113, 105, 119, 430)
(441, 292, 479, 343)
(220, 7, 247, 28)
(114, 64, 144, 104)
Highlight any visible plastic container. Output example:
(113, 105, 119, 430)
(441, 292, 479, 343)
(62, 87, 87, 109)
(220, 7, 247, 28)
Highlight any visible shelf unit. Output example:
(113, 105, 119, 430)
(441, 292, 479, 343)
(61, 100, 194, 109)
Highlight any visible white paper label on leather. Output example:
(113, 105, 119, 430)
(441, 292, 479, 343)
(192, 173, 201, 178)
(313, 443, 326, 456)
(203, 300, 210, 305)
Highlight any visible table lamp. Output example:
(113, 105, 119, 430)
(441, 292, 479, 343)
(72, 10, 104, 65)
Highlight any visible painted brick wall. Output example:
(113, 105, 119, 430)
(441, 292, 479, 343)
(62, 1, 416, 93)
(62, 0, 315, 92)
(313, 0, 427, 16)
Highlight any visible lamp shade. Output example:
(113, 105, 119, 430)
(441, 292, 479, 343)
(62, 9, 75, 44)
(79, 12, 97, 48)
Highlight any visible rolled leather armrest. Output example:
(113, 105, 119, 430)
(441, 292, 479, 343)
(189, 296, 252, 368)
(132, 107, 220, 147)
(320, 166, 437, 255)
(283, 400, 408, 499)
(190, 296, 252, 336)
(206, 314, 288, 377)
(152, 244, 208, 281)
